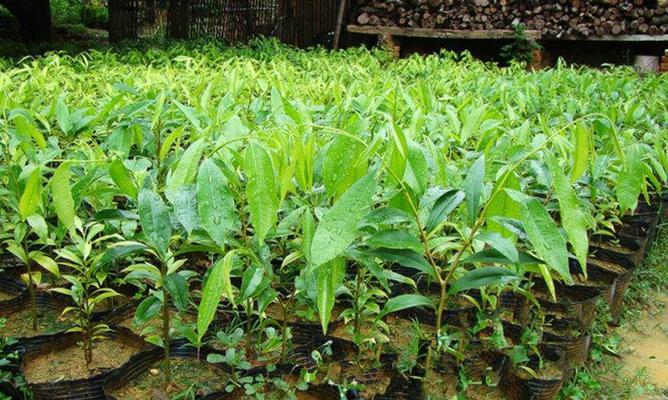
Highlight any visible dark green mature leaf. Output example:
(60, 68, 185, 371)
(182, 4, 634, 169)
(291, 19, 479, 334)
(461, 248, 542, 265)
(546, 154, 589, 274)
(19, 167, 42, 221)
(449, 267, 520, 294)
(197, 159, 236, 247)
(507, 190, 572, 284)
(462, 156, 485, 223)
(426, 190, 465, 232)
(365, 229, 422, 253)
(379, 294, 433, 318)
(94, 209, 139, 221)
(164, 273, 190, 312)
(315, 257, 345, 333)
(477, 231, 518, 263)
(134, 295, 161, 324)
(138, 189, 172, 256)
(51, 163, 76, 232)
(244, 143, 279, 243)
(311, 172, 377, 267)
(368, 248, 434, 279)
(239, 264, 265, 302)
(109, 159, 138, 199)
(99, 243, 147, 267)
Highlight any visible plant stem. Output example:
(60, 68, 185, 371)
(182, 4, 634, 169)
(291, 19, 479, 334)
(161, 260, 171, 387)
(25, 255, 37, 331)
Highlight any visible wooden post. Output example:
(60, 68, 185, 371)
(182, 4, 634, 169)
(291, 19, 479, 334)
(332, 0, 348, 49)
(378, 33, 400, 57)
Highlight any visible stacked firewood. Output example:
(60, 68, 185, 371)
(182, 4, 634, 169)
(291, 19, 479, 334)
(354, 0, 668, 37)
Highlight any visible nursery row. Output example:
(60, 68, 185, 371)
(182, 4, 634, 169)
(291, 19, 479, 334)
(0, 40, 666, 399)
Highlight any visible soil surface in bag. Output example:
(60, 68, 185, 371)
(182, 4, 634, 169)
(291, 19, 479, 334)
(109, 358, 230, 400)
(0, 307, 70, 338)
(23, 337, 141, 383)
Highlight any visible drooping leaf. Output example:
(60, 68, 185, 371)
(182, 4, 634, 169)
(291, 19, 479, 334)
(15, 116, 46, 149)
(19, 167, 42, 221)
(507, 190, 572, 284)
(367, 248, 435, 279)
(197, 159, 236, 247)
(315, 257, 345, 333)
(449, 267, 521, 294)
(379, 294, 433, 318)
(616, 145, 644, 214)
(461, 248, 542, 265)
(51, 163, 76, 232)
(138, 189, 171, 256)
(99, 243, 147, 267)
(164, 273, 190, 312)
(134, 295, 161, 324)
(244, 143, 279, 243)
(109, 159, 138, 199)
(546, 154, 589, 275)
(462, 156, 485, 223)
(311, 172, 377, 267)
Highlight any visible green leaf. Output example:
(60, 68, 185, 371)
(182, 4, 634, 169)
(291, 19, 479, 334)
(51, 163, 76, 232)
(477, 231, 518, 264)
(461, 249, 542, 265)
(311, 172, 377, 267)
(365, 229, 422, 253)
(197, 159, 236, 247)
(198, 254, 233, 340)
(545, 154, 589, 275)
(26, 214, 48, 241)
(486, 172, 521, 239)
(507, 190, 572, 284)
(166, 185, 199, 235)
(462, 156, 485, 223)
(379, 294, 433, 318)
(134, 295, 162, 324)
(244, 143, 279, 243)
(30, 252, 60, 276)
(164, 273, 190, 312)
(55, 98, 73, 134)
(19, 167, 42, 221)
(426, 190, 465, 232)
(239, 264, 264, 302)
(99, 243, 147, 267)
(449, 267, 520, 294)
(167, 139, 205, 192)
(15, 116, 46, 149)
(109, 159, 137, 199)
(616, 145, 644, 214)
(322, 135, 364, 199)
(138, 189, 172, 256)
(368, 248, 435, 279)
(570, 123, 590, 183)
(315, 257, 345, 333)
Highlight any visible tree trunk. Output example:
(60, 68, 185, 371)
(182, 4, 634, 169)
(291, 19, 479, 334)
(0, 0, 52, 42)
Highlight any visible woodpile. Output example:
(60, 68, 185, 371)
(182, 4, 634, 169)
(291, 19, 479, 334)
(354, 0, 668, 37)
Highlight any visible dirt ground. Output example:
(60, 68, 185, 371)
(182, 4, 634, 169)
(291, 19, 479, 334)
(620, 293, 668, 398)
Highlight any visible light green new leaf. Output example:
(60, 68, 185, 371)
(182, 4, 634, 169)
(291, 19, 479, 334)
(323, 135, 364, 199)
(109, 159, 137, 199)
(197, 159, 236, 247)
(15, 116, 46, 149)
(462, 156, 485, 223)
(311, 172, 377, 267)
(244, 143, 279, 243)
(51, 163, 76, 232)
(486, 171, 521, 238)
(138, 189, 171, 256)
(55, 98, 73, 134)
(546, 154, 589, 275)
(378, 294, 433, 318)
(449, 267, 520, 294)
(570, 123, 590, 183)
(19, 167, 42, 221)
(507, 190, 572, 284)
(30, 251, 60, 277)
(315, 257, 345, 333)
(616, 146, 644, 214)
(197, 254, 233, 340)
